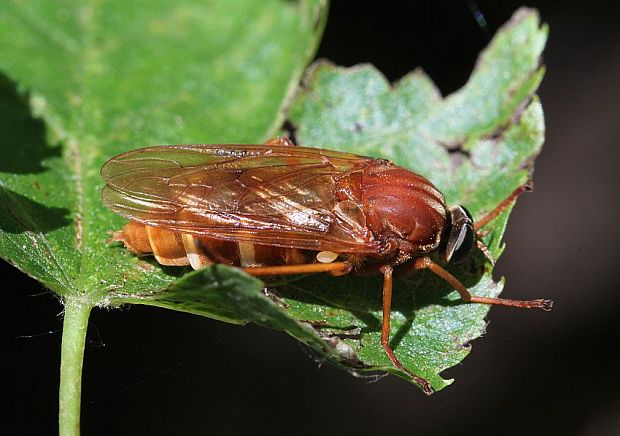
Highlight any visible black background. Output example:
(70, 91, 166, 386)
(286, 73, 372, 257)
(4, 1, 619, 435)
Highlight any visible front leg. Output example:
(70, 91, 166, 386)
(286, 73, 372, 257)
(412, 256, 553, 310)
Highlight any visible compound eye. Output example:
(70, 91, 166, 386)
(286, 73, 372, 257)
(449, 222, 475, 263)
(444, 206, 475, 264)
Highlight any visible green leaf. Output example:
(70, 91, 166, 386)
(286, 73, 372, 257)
(0, 0, 327, 302)
(0, 3, 546, 399)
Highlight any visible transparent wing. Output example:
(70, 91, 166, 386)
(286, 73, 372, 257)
(101, 144, 385, 253)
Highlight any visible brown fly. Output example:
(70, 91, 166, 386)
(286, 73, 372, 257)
(101, 137, 552, 394)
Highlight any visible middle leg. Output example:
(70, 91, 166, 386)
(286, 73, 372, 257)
(243, 261, 351, 277)
(379, 265, 434, 395)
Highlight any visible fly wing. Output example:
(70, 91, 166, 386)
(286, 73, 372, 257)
(101, 144, 384, 253)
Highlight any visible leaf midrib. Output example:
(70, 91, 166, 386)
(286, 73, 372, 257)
(0, 3, 89, 294)
(70, 2, 104, 297)
(17, 2, 103, 298)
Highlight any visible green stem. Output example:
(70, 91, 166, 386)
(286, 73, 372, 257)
(59, 297, 92, 436)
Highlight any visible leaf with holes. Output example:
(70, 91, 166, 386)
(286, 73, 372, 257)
(278, 9, 547, 390)
(280, 8, 547, 390)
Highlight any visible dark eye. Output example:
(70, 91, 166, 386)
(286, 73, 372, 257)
(444, 205, 475, 263)
(449, 222, 475, 263)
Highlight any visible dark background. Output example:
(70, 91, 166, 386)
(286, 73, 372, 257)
(4, 1, 619, 435)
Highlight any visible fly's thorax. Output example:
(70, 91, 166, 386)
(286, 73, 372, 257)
(360, 165, 448, 255)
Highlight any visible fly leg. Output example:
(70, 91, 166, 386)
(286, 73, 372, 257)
(412, 257, 553, 310)
(474, 181, 533, 265)
(379, 265, 434, 395)
(243, 261, 352, 277)
(474, 181, 533, 231)
(245, 261, 436, 394)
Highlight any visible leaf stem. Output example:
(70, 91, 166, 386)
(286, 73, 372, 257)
(59, 297, 92, 436)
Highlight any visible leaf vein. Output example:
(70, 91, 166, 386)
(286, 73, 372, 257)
(5, 2, 80, 54)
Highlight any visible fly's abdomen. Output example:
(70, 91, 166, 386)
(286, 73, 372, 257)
(115, 221, 310, 269)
